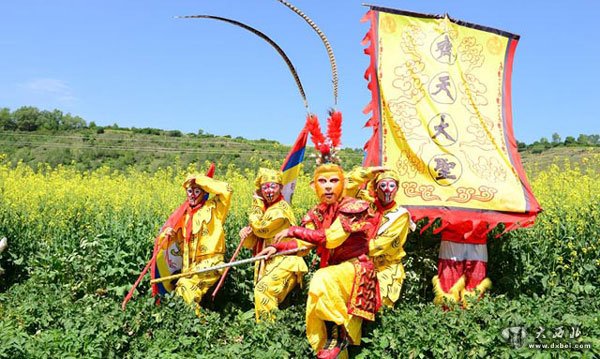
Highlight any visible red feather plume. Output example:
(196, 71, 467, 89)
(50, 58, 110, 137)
(305, 114, 325, 148)
(326, 110, 342, 148)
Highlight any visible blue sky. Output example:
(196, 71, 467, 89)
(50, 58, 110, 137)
(1, 1, 598, 149)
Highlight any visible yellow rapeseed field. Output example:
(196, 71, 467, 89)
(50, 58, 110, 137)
(0, 154, 598, 242)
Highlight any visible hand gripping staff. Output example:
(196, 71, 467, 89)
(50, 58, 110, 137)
(150, 247, 306, 285)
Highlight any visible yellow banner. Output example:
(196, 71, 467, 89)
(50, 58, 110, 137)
(370, 9, 534, 214)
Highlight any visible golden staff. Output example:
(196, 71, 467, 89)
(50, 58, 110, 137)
(150, 247, 305, 285)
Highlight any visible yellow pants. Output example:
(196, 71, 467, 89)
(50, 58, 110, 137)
(254, 255, 307, 321)
(175, 255, 223, 316)
(375, 261, 405, 307)
(306, 261, 363, 353)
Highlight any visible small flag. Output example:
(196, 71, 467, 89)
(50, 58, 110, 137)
(280, 125, 308, 203)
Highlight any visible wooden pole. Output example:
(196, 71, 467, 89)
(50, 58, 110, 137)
(210, 236, 248, 300)
(150, 247, 305, 285)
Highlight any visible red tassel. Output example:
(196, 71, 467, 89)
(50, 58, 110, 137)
(326, 110, 342, 148)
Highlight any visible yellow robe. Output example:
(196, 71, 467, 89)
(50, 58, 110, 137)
(369, 205, 410, 307)
(164, 176, 232, 315)
(243, 197, 308, 320)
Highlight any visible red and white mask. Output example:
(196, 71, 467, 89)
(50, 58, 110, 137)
(260, 182, 282, 204)
(186, 185, 205, 207)
(376, 178, 398, 206)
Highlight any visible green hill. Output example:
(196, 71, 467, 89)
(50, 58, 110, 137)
(519, 146, 600, 172)
(0, 128, 364, 173)
(2, 128, 599, 174)
(1, 106, 597, 173)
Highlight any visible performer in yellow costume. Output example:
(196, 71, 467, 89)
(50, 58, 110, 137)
(347, 167, 415, 307)
(239, 168, 308, 320)
(260, 112, 381, 359)
(159, 170, 233, 316)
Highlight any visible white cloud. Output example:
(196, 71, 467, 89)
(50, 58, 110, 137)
(19, 78, 77, 104)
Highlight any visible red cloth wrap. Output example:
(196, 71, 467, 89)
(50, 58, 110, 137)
(439, 221, 489, 245)
(347, 254, 381, 321)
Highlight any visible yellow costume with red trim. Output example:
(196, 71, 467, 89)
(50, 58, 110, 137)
(243, 168, 308, 320)
(272, 164, 380, 359)
(158, 174, 232, 316)
(347, 167, 414, 307)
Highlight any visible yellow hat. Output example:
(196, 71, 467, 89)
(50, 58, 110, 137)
(374, 169, 400, 183)
(182, 163, 215, 189)
(254, 168, 282, 190)
(367, 169, 401, 194)
(182, 173, 203, 189)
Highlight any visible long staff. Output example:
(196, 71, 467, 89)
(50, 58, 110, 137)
(150, 247, 305, 285)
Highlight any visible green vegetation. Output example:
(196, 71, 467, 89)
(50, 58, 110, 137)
(0, 106, 598, 357)
(0, 106, 363, 172)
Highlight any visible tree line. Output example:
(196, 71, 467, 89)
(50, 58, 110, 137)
(0, 106, 202, 138)
(517, 132, 599, 153)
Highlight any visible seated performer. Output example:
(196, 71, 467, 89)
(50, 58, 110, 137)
(239, 168, 308, 320)
(157, 165, 232, 316)
(346, 167, 415, 307)
(258, 112, 380, 359)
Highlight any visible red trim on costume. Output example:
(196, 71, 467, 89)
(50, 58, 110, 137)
(347, 255, 381, 321)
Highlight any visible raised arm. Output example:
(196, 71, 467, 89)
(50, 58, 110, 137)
(195, 175, 233, 221)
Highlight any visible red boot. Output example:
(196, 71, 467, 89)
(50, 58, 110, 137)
(317, 322, 348, 359)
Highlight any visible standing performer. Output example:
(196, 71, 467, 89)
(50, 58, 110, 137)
(259, 114, 380, 359)
(433, 221, 491, 307)
(346, 168, 415, 307)
(157, 167, 233, 316)
(239, 167, 308, 320)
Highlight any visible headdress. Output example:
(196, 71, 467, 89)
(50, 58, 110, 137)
(374, 169, 400, 184)
(182, 163, 215, 189)
(368, 169, 400, 194)
(254, 167, 283, 190)
(306, 109, 343, 166)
